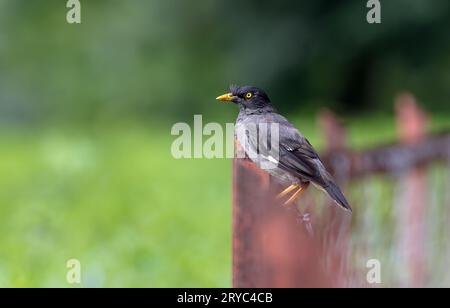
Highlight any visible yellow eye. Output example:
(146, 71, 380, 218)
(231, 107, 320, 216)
(245, 92, 253, 99)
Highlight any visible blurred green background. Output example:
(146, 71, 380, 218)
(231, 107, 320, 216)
(0, 0, 449, 287)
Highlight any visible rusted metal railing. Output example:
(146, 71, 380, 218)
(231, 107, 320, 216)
(232, 93, 450, 287)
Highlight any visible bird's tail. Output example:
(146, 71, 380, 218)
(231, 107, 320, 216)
(324, 180, 352, 212)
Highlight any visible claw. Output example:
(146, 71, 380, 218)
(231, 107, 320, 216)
(276, 184, 298, 199)
(283, 186, 305, 206)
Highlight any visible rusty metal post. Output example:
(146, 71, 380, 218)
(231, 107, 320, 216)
(395, 93, 427, 287)
(232, 149, 337, 287)
(232, 115, 351, 287)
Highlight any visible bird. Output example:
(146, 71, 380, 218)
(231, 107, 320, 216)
(216, 85, 352, 212)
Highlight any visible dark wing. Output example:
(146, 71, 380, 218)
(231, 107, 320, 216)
(276, 121, 352, 212)
(278, 135, 326, 185)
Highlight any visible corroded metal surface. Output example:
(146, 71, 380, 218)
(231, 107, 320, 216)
(232, 157, 347, 287)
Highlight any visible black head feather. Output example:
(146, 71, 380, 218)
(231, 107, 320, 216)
(228, 85, 273, 111)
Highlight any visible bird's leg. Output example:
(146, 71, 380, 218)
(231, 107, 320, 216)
(283, 182, 310, 207)
(283, 186, 305, 206)
(276, 184, 299, 199)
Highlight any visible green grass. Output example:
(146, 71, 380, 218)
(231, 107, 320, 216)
(0, 113, 449, 287)
(0, 124, 232, 287)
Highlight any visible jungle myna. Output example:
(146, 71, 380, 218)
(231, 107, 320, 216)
(217, 85, 352, 212)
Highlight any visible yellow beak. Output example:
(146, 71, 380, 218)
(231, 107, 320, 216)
(216, 93, 234, 102)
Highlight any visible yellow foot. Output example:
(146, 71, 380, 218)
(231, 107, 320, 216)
(276, 184, 299, 199)
(283, 186, 305, 207)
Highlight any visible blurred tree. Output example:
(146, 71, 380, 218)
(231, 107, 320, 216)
(0, 0, 449, 124)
